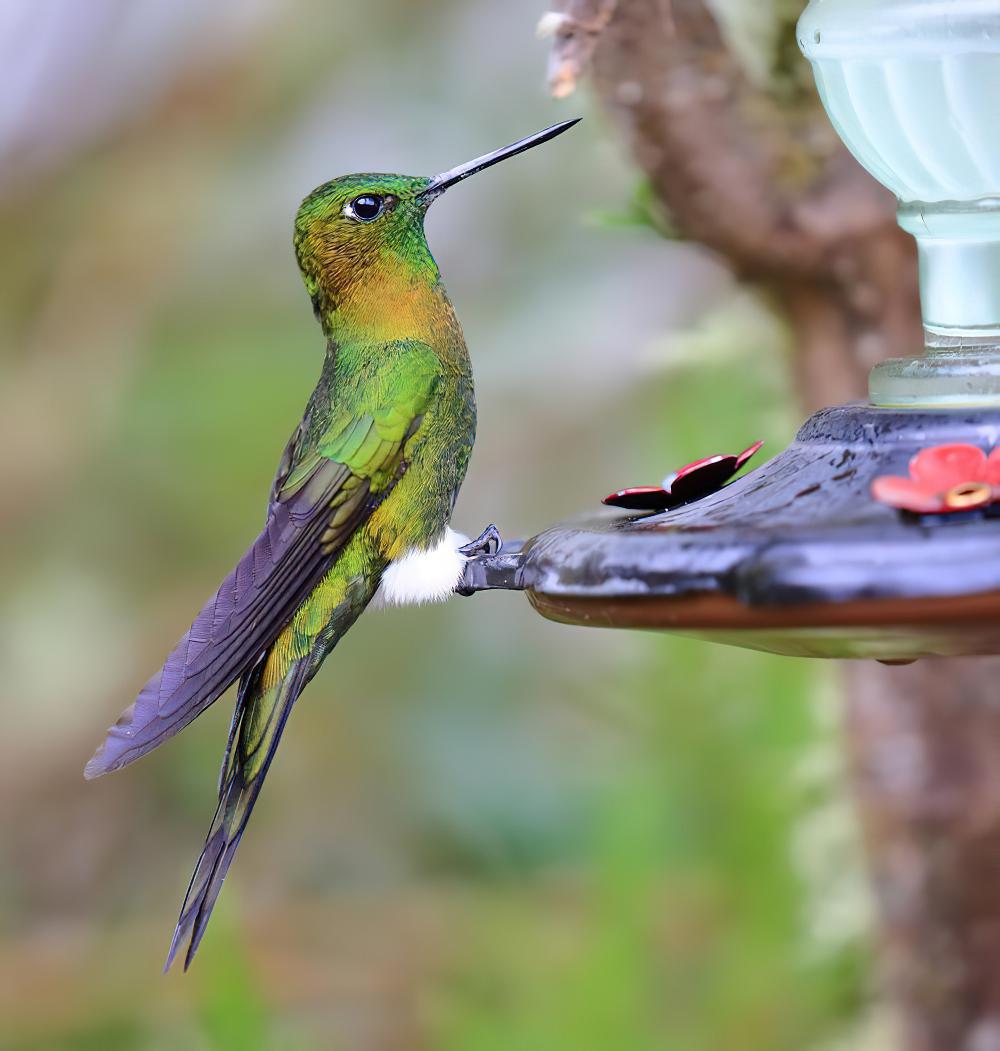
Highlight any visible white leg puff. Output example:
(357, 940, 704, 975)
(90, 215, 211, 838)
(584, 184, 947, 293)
(373, 527, 470, 608)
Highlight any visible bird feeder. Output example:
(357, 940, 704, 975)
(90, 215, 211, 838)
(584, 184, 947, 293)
(463, 0, 1000, 662)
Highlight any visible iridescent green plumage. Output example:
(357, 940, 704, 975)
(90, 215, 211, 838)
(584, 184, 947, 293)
(84, 120, 578, 970)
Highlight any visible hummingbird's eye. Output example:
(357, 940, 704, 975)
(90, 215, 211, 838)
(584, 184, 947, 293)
(345, 194, 384, 222)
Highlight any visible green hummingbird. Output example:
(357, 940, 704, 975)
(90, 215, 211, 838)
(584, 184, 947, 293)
(84, 119, 579, 970)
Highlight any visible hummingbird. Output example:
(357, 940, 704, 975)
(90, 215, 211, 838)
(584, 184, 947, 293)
(84, 118, 579, 970)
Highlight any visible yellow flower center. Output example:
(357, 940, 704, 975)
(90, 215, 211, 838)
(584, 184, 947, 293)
(944, 482, 992, 510)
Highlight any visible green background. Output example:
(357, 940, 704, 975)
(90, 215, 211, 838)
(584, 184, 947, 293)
(0, 1, 875, 1047)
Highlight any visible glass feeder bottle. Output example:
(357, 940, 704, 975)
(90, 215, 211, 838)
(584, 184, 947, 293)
(799, 0, 1000, 407)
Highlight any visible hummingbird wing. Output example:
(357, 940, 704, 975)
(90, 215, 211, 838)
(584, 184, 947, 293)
(85, 342, 441, 779)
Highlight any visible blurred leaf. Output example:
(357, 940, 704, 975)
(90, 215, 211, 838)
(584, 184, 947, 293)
(195, 904, 269, 1051)
(586, 179, 679, 239)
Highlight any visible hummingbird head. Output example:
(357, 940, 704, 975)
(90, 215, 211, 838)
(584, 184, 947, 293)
(293, 119, 579, 337)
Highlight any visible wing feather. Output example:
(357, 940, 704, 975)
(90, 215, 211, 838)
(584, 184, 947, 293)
(84, 461, 359, 777)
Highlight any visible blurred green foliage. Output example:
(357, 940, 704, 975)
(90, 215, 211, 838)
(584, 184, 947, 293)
(0, 1, 873, 1049)
(586, 179, 679, 239)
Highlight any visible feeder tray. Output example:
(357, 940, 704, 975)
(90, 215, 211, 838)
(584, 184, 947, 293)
(461, 403, 1000, 661)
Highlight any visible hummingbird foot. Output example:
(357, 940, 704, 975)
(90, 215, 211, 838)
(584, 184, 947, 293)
(458, 523, 502, 559)
(456, 524, 503, 596)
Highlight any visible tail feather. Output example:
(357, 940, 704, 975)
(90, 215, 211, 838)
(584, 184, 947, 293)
(164, 573, 375, 970)
(217, 655, 265, 796)
(165, 660, 307, 972)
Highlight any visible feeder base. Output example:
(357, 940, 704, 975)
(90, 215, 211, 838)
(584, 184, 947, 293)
(462, 402, 1000, 661)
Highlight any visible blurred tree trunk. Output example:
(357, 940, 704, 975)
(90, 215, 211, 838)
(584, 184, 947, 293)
(543, 0, 1000, 1046)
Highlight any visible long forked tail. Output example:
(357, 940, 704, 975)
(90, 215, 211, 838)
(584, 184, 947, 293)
(165, 656, 309, 972)
(164, 573, 375, 971)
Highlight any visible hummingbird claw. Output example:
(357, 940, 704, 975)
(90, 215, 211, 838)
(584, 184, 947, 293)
(456, 525, 503, 595)
(459, 523, 502, 559)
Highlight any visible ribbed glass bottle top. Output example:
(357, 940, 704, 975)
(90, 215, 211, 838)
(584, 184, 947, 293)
(799, 0, 1000, 407)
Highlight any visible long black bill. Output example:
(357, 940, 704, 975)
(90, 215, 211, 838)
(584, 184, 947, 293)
(420, 118, 580, 201)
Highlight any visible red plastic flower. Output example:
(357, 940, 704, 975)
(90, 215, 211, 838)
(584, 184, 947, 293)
(603, 440, 764, 511)
(871, 444, 1000, 514)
